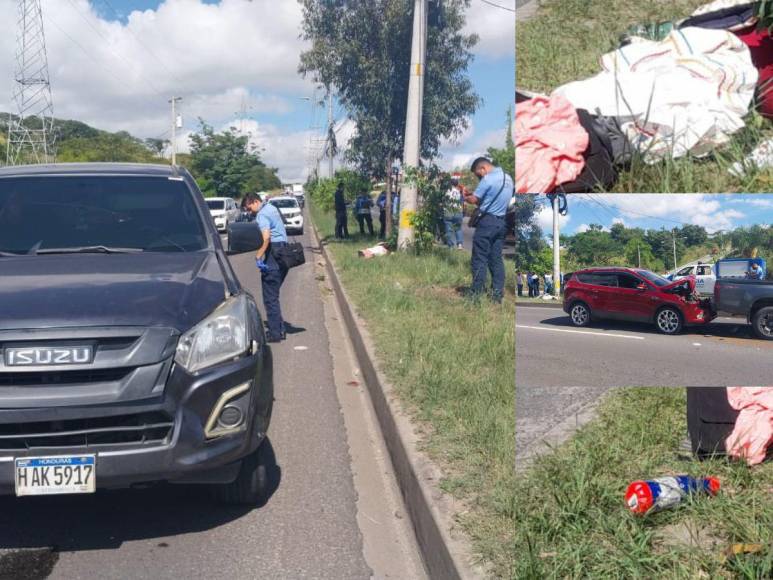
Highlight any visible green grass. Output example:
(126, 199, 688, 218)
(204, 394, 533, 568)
(515, 388, 773, 578)
(517, 0, 773, 192)
(310, 203, 516, 578)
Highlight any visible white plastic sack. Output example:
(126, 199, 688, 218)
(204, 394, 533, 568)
(553, 28, 758, 163)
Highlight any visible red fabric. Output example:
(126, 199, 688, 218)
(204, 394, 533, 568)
(515, 95, 589, 194)
(735, 26, 773, 118)
(725, 387, 773, 466)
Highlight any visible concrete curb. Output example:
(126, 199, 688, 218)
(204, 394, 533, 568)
(309, 220, 484, 580)
(515, 300, 563, 309)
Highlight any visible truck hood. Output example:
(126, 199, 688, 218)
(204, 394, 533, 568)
(0, 252, 228, 332)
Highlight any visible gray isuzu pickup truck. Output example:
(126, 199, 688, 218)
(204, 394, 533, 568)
(0, 163, 273, 504)
(713, 278, 773, 340)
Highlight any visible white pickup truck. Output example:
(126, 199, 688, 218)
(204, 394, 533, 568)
(670, 263, 716, 295)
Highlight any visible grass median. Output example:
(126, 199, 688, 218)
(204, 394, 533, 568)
(309, 204, 516, 578)
(516, 0, 773, 192)
(514, 387, 773, 578)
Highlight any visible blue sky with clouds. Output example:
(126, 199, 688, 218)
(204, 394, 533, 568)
(4, 0, 514, 181)
(533, 194, 773, 237)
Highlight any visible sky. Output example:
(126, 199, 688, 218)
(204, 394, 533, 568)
(533, 194, 773, 237)
(0, 0, 515, 182)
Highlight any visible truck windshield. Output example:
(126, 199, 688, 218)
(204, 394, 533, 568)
(207, 200, 225, 210)
(0, 176, 208, 254)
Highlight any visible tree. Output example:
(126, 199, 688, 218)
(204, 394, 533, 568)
(188, 120, 280, 197)
(298, 0, 480, 181)
(144, 138, 169, 159)
(567, 227, 618, 265)
(486, 107, 514, 178)
(679, 224, 708, 247)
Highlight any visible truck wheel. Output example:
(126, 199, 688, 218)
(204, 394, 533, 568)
(212, 440, 270, 506)
(656, 307, 683, 335)
(751, 306, 773, 340)
(569, 302, 591, 327)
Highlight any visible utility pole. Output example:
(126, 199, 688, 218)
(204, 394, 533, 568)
(672, 229, 678, 271)
(7, 0, 56, 165)
(638, 243, 642, 268)
(398, 0, 428, 249)
(327, 90, 334, 178)
(169, 96, 182, 165)
(551, 194, 561, 299)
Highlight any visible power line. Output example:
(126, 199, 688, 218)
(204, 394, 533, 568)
(64, 0, 164, 96)
(480, 0, 515, 13)
(97, 0, 188, 90)
(44, 14, 139, 95)
(583, 194, 691, 227)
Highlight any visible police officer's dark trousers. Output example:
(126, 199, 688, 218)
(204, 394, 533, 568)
(379, 209, 386, 239)
(261, 245, 289, 340)
(471, 214, 506, 302)
(335, 210, 349, 239)
(357, 213, 374, 235)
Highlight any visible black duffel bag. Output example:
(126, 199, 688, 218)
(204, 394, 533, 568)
(273, 242, 306, 270)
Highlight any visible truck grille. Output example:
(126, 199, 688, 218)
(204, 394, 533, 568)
(0, 412, 174, 450)
(0, 367, 132, 386)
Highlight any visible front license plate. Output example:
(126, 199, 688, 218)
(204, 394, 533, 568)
(15, 455, 96, 496)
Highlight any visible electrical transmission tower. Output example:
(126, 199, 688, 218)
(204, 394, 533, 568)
(6, 0, 56, 166)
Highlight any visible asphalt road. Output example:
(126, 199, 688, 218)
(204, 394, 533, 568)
(0, 226, 425, 580)
(516, 385, 613, 469)
(516, 306, 773, 387)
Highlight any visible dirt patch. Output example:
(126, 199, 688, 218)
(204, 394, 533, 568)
(0, 548, 59, 580)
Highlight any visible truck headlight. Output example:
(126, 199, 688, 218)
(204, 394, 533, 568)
(175, 295, 249, 373)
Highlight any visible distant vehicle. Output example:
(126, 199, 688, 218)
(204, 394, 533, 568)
(713, 277, 773, 340)
(564, 267, 715, 335)
(670, 263, 716, 295)
(293, 190, 305, 209)
(268, 195, 304, 235)
(206, 197, 240, 232)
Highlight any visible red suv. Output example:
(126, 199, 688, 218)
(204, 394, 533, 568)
(563, 267, 715, 335)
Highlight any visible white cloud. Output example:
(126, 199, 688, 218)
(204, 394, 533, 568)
(537, 206, 570, 233)
(465, 0, 515, 59)
(0, 0, 510, 179)
(612, 217, 625, 226)
(590, 194, 746, 233)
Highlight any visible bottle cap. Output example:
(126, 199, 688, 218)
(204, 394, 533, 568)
(625, 480, 654, 515)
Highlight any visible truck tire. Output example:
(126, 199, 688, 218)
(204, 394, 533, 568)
(568, 302, 591, 327)
(212, 440, 270, 506)
(655, 306, 683, 335)
(751, 306, 773, 340)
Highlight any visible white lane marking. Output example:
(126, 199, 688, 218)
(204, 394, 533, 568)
(294, 346, 308, 351)
(692, 343, 702, 347)
(516, 325, 645, 340)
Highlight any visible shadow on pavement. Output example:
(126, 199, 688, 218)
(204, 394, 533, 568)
(0, 438, 282, 554)
(538, 315, 761, 340)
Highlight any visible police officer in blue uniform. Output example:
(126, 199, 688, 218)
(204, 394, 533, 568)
(244, 192, 289, 343)
(463, 157, 514, 303)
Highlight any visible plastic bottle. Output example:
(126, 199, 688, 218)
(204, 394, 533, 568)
(625, 475, 720, 515)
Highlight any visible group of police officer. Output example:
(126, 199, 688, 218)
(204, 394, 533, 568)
(241, 156, 514, 343)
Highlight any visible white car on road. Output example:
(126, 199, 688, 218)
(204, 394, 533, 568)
(269, 195, 304, 235)
(207, 197, 240, 232)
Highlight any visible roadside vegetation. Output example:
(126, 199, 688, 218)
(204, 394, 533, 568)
(309, 201, 516, 578)
(516, 0, 773, 192)
(0, 115, 282, 194)
(514, 212, 773, 277)
(515, 388, 773, 578)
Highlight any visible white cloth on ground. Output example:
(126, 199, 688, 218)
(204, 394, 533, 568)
(553, 28, 758, 163)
